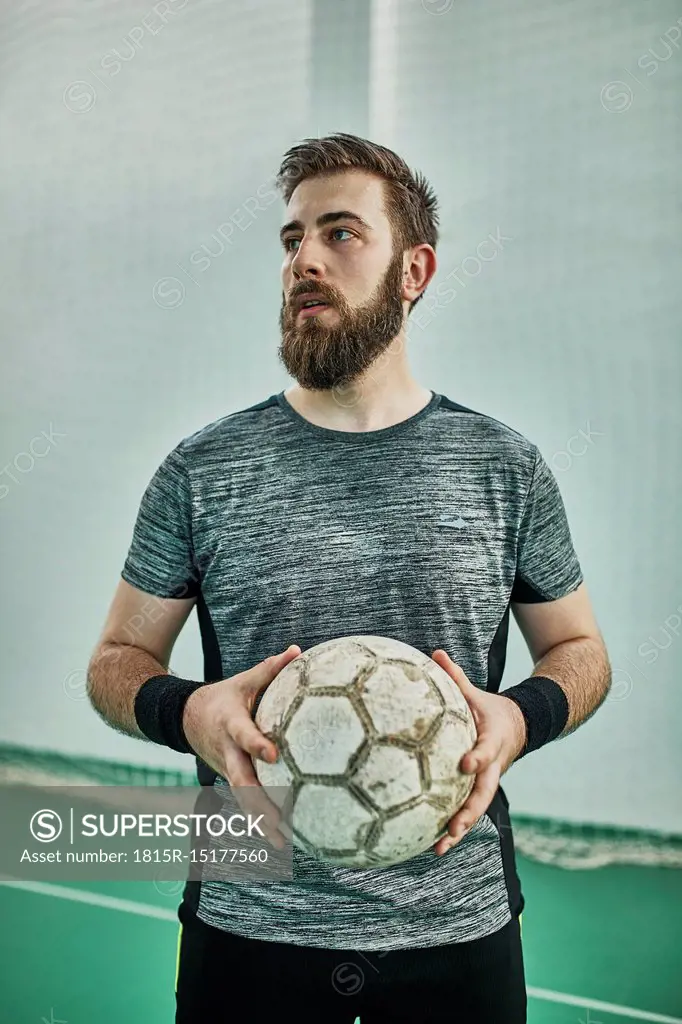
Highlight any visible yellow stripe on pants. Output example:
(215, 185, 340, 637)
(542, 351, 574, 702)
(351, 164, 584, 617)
(175, 923, 183, 992)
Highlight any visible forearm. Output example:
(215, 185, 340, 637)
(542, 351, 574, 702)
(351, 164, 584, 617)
(87, 642, 168, 740)
(531, 636, 612, 737)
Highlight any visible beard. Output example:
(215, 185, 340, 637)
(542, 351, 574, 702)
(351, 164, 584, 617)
(277, 249, 406, 391)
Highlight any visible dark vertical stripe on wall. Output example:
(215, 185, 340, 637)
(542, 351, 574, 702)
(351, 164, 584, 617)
(311, 0, 370, 137)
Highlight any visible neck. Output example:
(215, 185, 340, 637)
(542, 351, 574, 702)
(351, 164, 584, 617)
(284, 341, 432, 433)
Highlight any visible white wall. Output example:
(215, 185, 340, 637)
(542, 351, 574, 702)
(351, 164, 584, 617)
(1, 0, 680, 832)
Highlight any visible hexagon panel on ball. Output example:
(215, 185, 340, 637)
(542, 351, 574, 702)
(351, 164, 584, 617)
(293, 782, 374, 854)
(285, 695, 367, 775)
(361, 664, 442, 743)
(373, 800, 451, 865)
(303, 641, 375, 690)
(352, 743, 422, 811)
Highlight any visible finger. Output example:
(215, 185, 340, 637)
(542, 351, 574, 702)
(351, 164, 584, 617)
(223, 736, 262, 788)
(223, 745, 285, 850)
(434, 830, 460, 856)
(447, 763, 500, 839)
(241, 647, 303, 760)
(236, 649, 303, 762)
(215, 697, 278, 764)
(238, 785, 286, 851)
(460, 730, 503, 775)
(223, 739, 283, 835)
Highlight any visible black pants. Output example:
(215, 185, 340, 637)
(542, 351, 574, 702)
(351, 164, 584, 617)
(175, 900, 527, 1023)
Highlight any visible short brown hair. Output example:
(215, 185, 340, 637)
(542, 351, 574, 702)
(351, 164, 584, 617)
(275, 132, 439, 311)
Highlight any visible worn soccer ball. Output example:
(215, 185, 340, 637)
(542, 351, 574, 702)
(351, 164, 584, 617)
(254, 635, 477, 869)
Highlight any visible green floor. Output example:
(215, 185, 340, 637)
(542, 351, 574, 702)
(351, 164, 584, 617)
(1, 854, 680, 1023)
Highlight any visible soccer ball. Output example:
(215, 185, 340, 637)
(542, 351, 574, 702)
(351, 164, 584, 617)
(254, 635, 477, 869)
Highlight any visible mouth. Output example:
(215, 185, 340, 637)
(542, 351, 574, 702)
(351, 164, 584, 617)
(293, 293, 333, 318)
(297, 301, 331, 318)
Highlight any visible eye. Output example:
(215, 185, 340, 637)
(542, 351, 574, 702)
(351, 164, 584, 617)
(282, 228, 353, 253)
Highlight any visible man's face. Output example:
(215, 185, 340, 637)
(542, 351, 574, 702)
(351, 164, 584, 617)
(278, 170, 407, 391)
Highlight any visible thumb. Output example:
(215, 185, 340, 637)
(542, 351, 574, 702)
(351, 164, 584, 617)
(248, 645, 302, 693)
(431, 650, 477, 695)
(432, 651, 484, 735)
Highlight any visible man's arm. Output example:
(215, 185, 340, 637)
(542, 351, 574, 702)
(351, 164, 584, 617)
(87, 578, 196, 739)
(510, 582, 612, 738)
(433, 583, 612, 854)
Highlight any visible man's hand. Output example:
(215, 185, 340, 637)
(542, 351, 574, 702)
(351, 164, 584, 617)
(182, 645, 302, 849)
(429, 650, 527, 857)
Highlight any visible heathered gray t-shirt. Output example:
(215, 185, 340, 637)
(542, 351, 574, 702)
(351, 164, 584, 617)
(121, 389, 583, 950)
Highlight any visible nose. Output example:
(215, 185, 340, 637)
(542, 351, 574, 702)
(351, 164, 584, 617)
(290, 236, 325, 281)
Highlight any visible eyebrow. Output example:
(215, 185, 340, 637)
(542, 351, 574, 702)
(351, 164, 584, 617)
(279, 210, 373, 243)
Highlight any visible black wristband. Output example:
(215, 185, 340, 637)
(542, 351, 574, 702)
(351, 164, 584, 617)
(502, 676, 569, 760)
(134, 674, 206, 754)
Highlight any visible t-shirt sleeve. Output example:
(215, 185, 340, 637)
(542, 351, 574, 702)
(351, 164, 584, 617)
(511, 446, 584, 603)
(121, 443, 201, 600)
